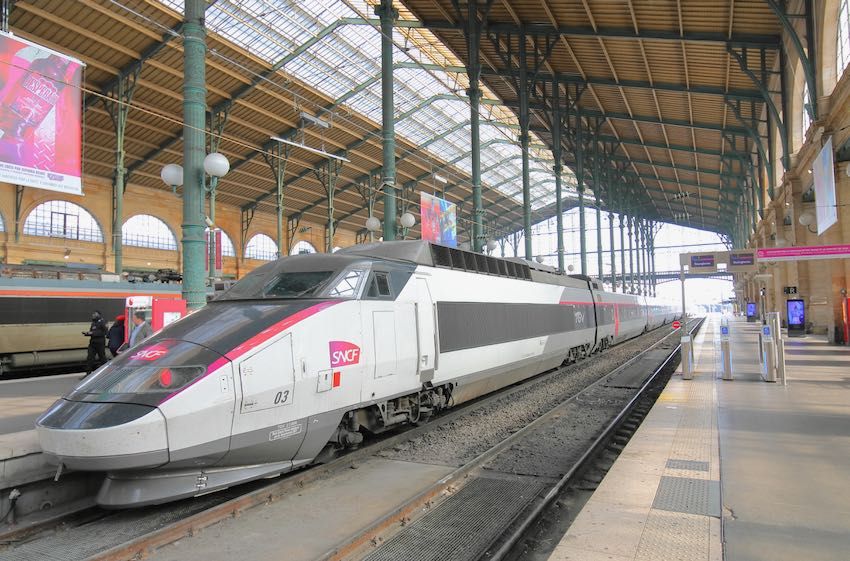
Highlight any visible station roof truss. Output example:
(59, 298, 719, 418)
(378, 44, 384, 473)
(396, 0, 789, 235)
(7, 0, 601, 243)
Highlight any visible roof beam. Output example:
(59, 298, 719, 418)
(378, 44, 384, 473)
(393, 62, 763, 101)
(609, 155, 744, 178)
(420, 20, 780, 49)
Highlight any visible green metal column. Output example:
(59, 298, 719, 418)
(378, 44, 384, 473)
(552, 78, 564, 271)
(608, 212, 616, 291)
(518, 30, 532, 259)
(626, 216, 635, 294)
(1, 0, 10, 32)
(377, 0, 397, 241)
(181, 0, 207, 309)
(207, 108, 229, 277)
(619, 214, 626, 291)
(595, 194, 602, 280)
(576, 118, 587, 275)
(635, 217, 642, 294)
(105, 72, 138, 275)
(464, 0, 484, 252)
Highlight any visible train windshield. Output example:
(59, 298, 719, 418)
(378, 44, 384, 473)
(217, 257, 371, 301)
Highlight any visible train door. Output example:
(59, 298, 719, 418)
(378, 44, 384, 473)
(229, 334, 306, 463)
(415, 277, 436, 382)
(362, 304, 418, 401)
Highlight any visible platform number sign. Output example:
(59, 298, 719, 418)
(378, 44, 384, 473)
(672, 320, 682, 330)
(720, 326, 729, 336)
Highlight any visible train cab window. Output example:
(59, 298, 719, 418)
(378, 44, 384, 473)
(327, 268, 366, 298)
(263, 271, 334, 298)
(365, 272, 392, 299)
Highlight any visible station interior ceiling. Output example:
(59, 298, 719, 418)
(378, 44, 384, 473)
(3, 0, 799, 242)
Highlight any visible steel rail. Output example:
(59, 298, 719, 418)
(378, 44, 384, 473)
(319, 317, 704, 561)
(487, 317, 706, 561)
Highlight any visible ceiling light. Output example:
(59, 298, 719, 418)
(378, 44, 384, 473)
(434, 174, 448, 184)
(271, 136, 350, 162)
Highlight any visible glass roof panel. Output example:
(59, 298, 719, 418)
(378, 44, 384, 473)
(155, 0, 570, 211)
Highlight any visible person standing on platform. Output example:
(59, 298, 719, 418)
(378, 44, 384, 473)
(128, 311, 153, 348)
(107, 315, 125, 358)
(83, 310, 107, 375)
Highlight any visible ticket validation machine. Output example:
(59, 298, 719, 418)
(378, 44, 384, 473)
(786, 299, 805, 337)
(720, 323, 733, 380)
(761, 324, 777, 382)
(746, 302, 758, 322)
(125, 296, 187, 339)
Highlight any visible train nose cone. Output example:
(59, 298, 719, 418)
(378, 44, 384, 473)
(36, 400, 169, 471)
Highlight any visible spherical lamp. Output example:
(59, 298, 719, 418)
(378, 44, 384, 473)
(204, 152, 230, 178)
(459, 241, 471, 251)
(798, 210, 815, 226)
(486, 239, 498, 251)
(365, 216, 381, 232)
(535, 255, 545, 263)
(160, 163, 184, 188)
(567, 264, 575, 272)
(400, 212, 416, 229)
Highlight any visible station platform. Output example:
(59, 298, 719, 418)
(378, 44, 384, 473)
(0, 374, 79, 492)
(548, 315, 850, 561)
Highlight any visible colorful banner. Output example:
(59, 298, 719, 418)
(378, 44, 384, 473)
(420, 192, 457, 247)
(812, 137, 837, 235)
(756, 244, 850, 262)
(0, 32, 84, 195)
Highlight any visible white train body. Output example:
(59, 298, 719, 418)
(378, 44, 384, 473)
(36, 241, 678, 507)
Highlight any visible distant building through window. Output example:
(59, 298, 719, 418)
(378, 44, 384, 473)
(24, 200, 103, 242)
(290, 240, 317, 255)
(123, 215, 177, 250)
(245, 233, 278, 260)
(206, 228, 236, 257)
(840, 0, 850, 76)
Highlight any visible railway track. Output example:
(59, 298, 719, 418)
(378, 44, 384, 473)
(324, 317, 703, 561)
(0, 320, 697, 561)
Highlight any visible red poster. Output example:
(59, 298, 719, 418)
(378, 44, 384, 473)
(0, 32, 84, 194)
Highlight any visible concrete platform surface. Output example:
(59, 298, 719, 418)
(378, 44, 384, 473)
(0, 373, 80, 435)
(147, 457, 455, 561)
(548, 315, 850, 561)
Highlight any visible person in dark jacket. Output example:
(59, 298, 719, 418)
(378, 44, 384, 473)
(83, 310, 107, 375)
(107, 315, 126, 358)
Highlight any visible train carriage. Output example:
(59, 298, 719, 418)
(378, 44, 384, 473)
(36, 241, 678, 507)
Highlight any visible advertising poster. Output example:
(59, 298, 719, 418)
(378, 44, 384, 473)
(420, 192, 457, 247)
(0, 32, 84, 195)
(812, 137, 837, 235)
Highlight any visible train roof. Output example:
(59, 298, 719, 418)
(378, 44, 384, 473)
(338, 241, 595, 290)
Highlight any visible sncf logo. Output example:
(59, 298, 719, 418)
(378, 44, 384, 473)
(130, 346, 168, 361)
(329, 341, 360, 367)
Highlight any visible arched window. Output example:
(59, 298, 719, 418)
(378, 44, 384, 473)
(23, 200, 103, 242)
(206, 228, 236, 257)
(839, 0, 850, 77)
(123, 215, 177, 250)
(290, 240, 317, 255)
(802, 81, 813, 137)
(0, 211, 5, 232)
(245, 233, 278, 260)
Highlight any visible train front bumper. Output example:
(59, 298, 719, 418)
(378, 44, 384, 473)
(36, 399, 169, 471)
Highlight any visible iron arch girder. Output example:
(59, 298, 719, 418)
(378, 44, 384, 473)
(726, 46, 790, 171)
(764, 0, 817, 121)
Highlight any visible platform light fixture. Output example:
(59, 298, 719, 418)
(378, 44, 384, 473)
(434, 173, 448, 184)
(271, 136, 350, 162)
(365, 216, 381, 232)
(160, 163, 184, 193)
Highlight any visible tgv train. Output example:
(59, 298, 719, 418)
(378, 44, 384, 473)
(36, 241, 678, 507)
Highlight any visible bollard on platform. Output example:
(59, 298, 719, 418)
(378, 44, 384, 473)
(720, 322, 733, 380)
(681, 335, 694, 380)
